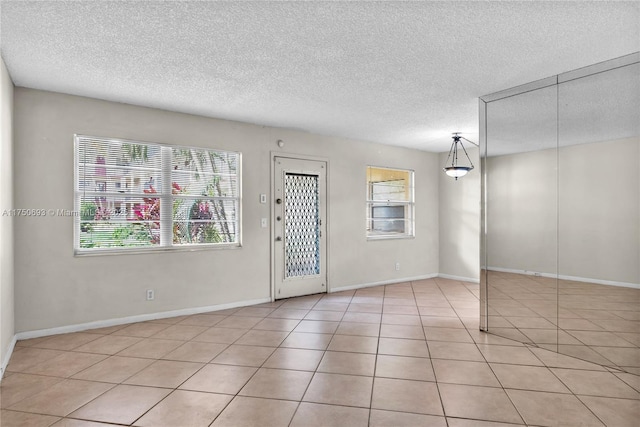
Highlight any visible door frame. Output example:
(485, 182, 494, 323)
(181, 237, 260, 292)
(270, 151, 330, 301)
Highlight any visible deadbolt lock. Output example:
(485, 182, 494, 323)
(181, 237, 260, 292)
(276, 198, 282, 204)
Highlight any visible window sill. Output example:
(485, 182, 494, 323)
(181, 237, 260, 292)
(74, 243, 242, 257)
(366, 234, 415, 241)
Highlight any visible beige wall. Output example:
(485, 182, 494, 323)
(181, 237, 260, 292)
(438, 147, 480, 281)
(487, 138, 639, 285)
(0, 56, 15, 374)
(13, 88, 440, 333)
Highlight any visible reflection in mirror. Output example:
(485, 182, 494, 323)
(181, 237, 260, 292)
(484, 84, 558, 350)
(557, 63, 640, 373)
(482, 56, 640, 375)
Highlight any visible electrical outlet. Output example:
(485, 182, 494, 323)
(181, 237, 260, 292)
(146, 289, 155, 301)
(395, 262, 400, 271)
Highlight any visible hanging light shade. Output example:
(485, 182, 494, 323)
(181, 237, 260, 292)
(443, 133, 476, 180)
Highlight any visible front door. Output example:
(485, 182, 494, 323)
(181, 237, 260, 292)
(273, 157, 327, 299)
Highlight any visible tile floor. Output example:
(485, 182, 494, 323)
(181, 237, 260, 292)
(1, 278, 638, 426)
(486, 271, 640, 374)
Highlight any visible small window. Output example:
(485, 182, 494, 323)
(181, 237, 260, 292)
(74, 135, 240, 254)
(366, 166, 414, 239)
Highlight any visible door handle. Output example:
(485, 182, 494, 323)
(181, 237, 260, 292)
(275, 236, 282, 241)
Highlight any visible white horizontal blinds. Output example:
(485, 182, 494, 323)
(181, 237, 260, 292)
(171, 148, 239, 244)
(75, 136, 240, 253)
(366, 166, 414, 237)
(76, 137, 162, 250)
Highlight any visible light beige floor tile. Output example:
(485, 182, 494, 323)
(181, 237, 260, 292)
(428, 342, 483, 361)
(6, 348, 65, 373)
(177, 314, 226, 327)
(421, 316, 465, 328)
(418, 307, 458, 317)
(9, 379, 114, 417)
(477, 344, 543, 365)
(431, 359, 500, 387)
(303, 373, 373, 408)
(52, 419, 116, 426)
(446, 419, 525, 427)
(0, 410, 60, 427)
(328, 335, 378, 353)
(614, 371, 640, 392)
(424, 327, 473, 343)
(439, 383, 523, 424)
(348, 303, 383, 314)
(293, 320, 339, 334)
(506, 389, 604, 427)
(161, 341, 228, 363)
(342, 312, 382, 324)
(179, 364, 256, 394)
(317, 351, 376, 376)
(211, 396, 298, 427)
(112, 322, 171, 338)
(133, 390, 232, 427)
(491, 363, 570, 393)
(383, 305, 419, 315)
(24, 352, 108, 378)
(529, 347, 607, 370)
(84, 324, 127, 335)
(380, 324, 425, 339)
(69, 384, 170, 425)
(233, 307, 275, 317)
(568, 330, 637, 347)
(35, 333, 102, 351)
(0, 373, 64, 408)
(371, 377, 443, 415)
(376, 355, 435, 381)
(72, 335, 142, 355)
(216, 316, 262, 329)
(303, 310, 345, 321)
(212, 345, 275, 367)
(335, 322, 380, 337)
(378, 337, 429, 357)
(268, 308, 310, 320)
(312, 302, 349, 312)
(123, 360, 203, 388)
(551, 368, 640, 398)
(192, 327, 247, 344)
(281, 332, 332, 350)
(71, 356, 154, 383)
(262, 348, 324, 371)
(592, 346, 640, 367)
(291, 402, 369, 427)
(234, 330, 289, 347)
(369, 409, 446, 427)
(116, 338, 183, 359)
(150, 324, 209, 341)
(578, 395, 640, 427)
(148, 315, 191, 325)
(351, 296, 384, 305)
(381, 314, 421, 326)
(239, 368, 313, 400)
(252, 318, 300, 331)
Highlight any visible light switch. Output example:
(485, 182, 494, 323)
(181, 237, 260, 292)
(261, 218, 268, 228)
(260, 194, 267, 204)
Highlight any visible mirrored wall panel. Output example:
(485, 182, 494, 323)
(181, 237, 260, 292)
(481, 54, 640, 374)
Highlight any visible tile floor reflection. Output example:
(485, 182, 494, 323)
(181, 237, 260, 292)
(486, 271, 640, 374)
(1, 278, 638, 426)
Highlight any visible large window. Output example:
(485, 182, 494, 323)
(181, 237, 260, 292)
(366, 166, 414, 239)
(75, 135, 240, 254)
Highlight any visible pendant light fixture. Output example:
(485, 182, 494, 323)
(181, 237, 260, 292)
(443, 133, 477, 180)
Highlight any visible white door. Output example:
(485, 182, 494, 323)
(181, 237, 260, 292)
(273, 157, 327, 299)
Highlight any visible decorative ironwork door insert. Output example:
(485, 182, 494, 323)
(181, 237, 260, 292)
(274, 157, 327, 299)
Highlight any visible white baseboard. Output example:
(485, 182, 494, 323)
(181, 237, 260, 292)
(330, 274, 439, 293)
(15, 297, 271, 341)
(438, 273, 480, 284)
(487, 266, 640, 289)
(1, 335, 17, 382)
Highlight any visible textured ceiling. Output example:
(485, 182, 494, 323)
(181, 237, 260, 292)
(1, 1, 639, 152)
